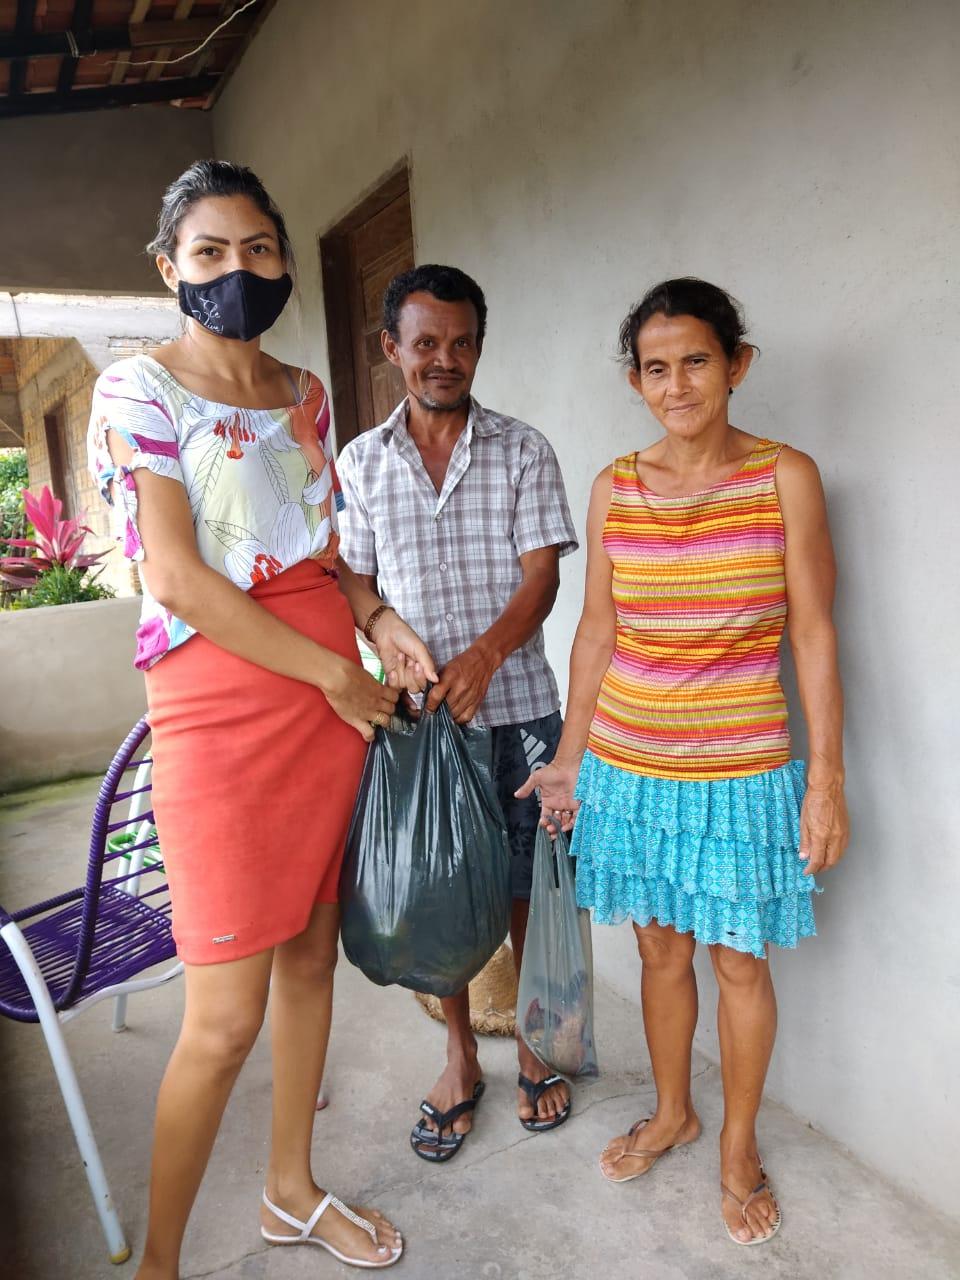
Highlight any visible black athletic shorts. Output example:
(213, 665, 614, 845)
(489, 710, 563, 900)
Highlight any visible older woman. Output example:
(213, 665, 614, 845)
(519, 278, 848, 1244)
(88, 160, 437, 1278)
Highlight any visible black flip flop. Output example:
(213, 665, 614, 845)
(518, 1073, 571, 1132)
(410, 1080, 485, 1162)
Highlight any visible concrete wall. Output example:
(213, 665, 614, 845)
(213, 0, 960, 1215)
(0, 293, 180, 373)
(0, 597, 146, 793)
(0, 105, 213, 295)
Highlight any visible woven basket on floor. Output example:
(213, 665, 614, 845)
(414, 942, 517, 1036)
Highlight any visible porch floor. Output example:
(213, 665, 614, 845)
(2, 776, 958, 1280)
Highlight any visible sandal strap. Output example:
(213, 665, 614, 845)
(262, 1190, 312, 1237)
(721, 1182, 746, 1212)
(517, 1073, 567, 1107)
(611, 1143, 673, 1161)
(721, 1178, 773, 1222)
(261, 1190, 377, 1245)
(626, 1118, 674, 1159)
(602, 1121, 673, 1163)
(417, 1081, 484, 1132)
(326, 1195, 378, 1245)
(302, 1193, 335, 1240)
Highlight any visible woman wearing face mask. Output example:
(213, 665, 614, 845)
(87, 160, 433, 1277)
(518, 279, 849, 1246)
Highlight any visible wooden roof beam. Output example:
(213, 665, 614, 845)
(146, 0, 196, 86)
(56, 0, 94, 97)
(0, 15, 254, 62)
(0, 74, 219, 119)
(110, 0, 152, 88)
(8, 0, 35, 97)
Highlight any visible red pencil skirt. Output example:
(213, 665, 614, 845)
(145, 559, 368, 965)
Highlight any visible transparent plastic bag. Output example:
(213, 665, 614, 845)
(517, 825, 599, 1077)
(339, 701, 511, 998)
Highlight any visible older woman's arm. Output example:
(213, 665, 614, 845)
(777, 447, 850, 875)
(515, 467, 617, 829)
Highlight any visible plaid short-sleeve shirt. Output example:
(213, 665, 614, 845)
(337, 397, 578, 727)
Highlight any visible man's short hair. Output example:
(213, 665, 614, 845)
(382, 264, 487, 346)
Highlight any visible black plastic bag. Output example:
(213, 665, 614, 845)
(517, 826, 599, 1077)
(339, 701, 511, 998)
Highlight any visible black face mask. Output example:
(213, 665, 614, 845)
(177, 269, 293, 341)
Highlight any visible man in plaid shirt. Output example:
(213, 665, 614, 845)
(337, 264, 579, 1159)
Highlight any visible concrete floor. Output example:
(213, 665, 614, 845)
(2, 776, 959, 1280)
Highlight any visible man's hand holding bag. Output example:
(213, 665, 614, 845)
(339, 700, 510, 998)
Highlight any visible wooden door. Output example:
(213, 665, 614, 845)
(43, 410, 73, 517)
(320, 169, 414, 449)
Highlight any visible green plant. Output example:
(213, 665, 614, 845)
(0, 484, 110, 594)
(0, 449, 28, 553)
(16, 564, 115, 609)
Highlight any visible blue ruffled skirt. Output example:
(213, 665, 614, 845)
(571, 751, 819, 957)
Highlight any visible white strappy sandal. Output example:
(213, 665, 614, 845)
(260, 1190, 403, 1269)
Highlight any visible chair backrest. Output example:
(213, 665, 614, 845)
(67, 717, 166, 1005)
(1, 717, 170, 1019)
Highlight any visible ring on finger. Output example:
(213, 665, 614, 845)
(372, 710, 387, 728)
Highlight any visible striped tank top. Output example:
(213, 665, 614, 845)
(588, 438, 790, 781)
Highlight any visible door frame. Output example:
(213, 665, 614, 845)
(319, 163, 412, 450)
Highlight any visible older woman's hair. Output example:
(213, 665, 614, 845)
(619, 278, 752, 369)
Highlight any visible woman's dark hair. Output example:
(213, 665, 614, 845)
(146, 159, 295, 270)
(618, 277, 752, 370)
(382, 264, 487, 346)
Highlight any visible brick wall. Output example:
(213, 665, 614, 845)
(15, 338, 132, 597)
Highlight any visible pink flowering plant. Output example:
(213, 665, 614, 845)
(0, 485, 113, 605)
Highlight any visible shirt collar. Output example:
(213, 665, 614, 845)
(377, 396, 502, 442)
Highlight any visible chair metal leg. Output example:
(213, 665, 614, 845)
(111, 993, 128, 1032)
(1, 921, 131, 1264)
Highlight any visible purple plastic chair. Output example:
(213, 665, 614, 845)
(0, 717, 182, 1265)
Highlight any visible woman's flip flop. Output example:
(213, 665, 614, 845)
(517, 1073, 571, 1132)
(410, 1080, 485, 1162)
(599, 1118, 679, 1183)
(721, 1159, 782, 1245)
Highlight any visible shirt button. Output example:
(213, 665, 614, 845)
(445, 612, 454, 622)
(439, 562, 447, 571)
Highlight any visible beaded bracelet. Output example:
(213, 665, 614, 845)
(363, 603, 394, 643)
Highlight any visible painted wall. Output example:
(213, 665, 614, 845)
(0, 105, 213, 295)
(0, 597, 146, 793)
(213, 0, 960, 1215)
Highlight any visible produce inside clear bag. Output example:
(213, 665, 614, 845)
(339, 699, 511, 999)
(517, 825, 598, 1077)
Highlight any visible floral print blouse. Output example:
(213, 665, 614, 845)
(87, 354, 343, 670)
